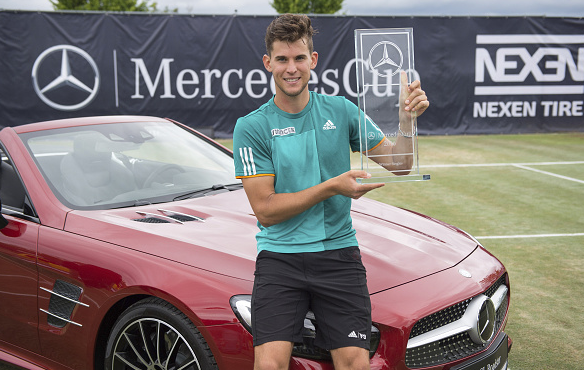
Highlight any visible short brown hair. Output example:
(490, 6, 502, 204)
(265, 14, 317, 56)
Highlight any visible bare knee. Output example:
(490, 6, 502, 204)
(254, 341, 293, 370)
(331, 346, 370, 370)
(254, 358, 289, 370)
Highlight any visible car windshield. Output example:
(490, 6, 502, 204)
(19, 120, 240, 210)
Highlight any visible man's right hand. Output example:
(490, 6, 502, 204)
(241, 170, 384, 228)
(330, 170, 385, 199)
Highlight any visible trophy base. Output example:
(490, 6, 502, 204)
(357, 173, 430, 184)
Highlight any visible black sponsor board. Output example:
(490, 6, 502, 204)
(1, 11, 583, 136)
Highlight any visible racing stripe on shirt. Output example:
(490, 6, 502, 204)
(247, 147, 257, 175)
(240, 147, 256, 176)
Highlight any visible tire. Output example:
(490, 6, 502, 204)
(104, 297, 218, 370)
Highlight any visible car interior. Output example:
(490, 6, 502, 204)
(59, 133, 137, 206)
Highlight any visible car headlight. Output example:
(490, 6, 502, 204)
(230, 295, 380, 360)
(230, 295, 253, 332)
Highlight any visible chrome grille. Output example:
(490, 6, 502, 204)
(409, 298, 470, 338)
(405, 274, 508, 368)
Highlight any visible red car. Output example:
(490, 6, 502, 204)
(0, 116, 511, 370)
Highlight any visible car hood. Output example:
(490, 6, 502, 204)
(64, 190, 477, 293)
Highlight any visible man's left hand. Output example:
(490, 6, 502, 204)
(400, 71, 429, 126)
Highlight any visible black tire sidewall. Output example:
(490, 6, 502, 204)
(104, 298, 217, 370)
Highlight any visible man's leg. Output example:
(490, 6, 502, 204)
(309, 247, 372, 351)
(252, 251, 309, 370)
(254, 341, 294, 370)
(330, 346, 370, 370)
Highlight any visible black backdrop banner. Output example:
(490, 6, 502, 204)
(1, 11, 583, 137)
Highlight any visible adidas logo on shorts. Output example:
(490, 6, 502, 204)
(347, 331, 367, 340)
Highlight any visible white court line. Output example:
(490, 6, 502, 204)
(353, 161, 584, 170)
(418, 161, 584, 184)
(476, 233, 584, 239)
(420, 161, 584, 168)
(512, 164, 584, 184)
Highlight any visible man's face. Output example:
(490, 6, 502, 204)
(263, 38, 318, 99)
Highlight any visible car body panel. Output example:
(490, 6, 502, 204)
(34, 222, 255, 369)
(62, 192, 259, 282)
(62, 191, 478, 293)
(0, 216, 41, 354)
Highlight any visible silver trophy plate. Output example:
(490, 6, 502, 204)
(355, 28, 429, 183)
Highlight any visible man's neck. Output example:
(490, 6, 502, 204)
(273, 90, 310, 114)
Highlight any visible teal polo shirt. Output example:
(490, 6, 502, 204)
(233, 91, 384, 254)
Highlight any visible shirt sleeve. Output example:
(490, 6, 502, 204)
(345, 99, 385, 153)
(233, 116, 275, 179)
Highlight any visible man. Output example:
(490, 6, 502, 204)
(233, 14, 429, 370)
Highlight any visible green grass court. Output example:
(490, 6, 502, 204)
(223, 132, 584, 370)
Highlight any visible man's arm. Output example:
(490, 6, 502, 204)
(368, 71, 429, 175)
(241, 171, 384, 227)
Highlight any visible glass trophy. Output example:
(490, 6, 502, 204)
(354, 28, 430, 183)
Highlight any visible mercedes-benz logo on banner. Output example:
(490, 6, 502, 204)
(368, 41, 403, 78)
(32, 45, 100, 111)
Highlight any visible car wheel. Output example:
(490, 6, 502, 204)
(105, 297, 218, 370)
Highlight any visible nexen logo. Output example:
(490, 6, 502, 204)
(475, 35, 584, 96)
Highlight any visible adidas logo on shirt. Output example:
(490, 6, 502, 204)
(348, 331, 358, 338)
(323, 120, 336, 130)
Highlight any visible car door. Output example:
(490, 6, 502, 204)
(0, 147, 41, 354)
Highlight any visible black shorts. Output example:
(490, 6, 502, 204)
(251, 246, 371, 350)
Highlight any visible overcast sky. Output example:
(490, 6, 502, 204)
(1, 0, 584, 16)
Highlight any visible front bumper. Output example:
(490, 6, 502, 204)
(451, 331, 510, 370)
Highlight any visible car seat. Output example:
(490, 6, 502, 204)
(60, 133, 136, 206)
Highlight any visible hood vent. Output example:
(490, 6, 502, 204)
(133, 216, 171, 224)
(159, 209, 205, 222)
(132, 209, 206, 224)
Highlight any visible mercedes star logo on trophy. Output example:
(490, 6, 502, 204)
(368, 41, 404, 78)
(32, 45, 100, 111)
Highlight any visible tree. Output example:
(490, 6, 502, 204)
(50, 0, 159, 12)
(271, 0, 344, 14)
